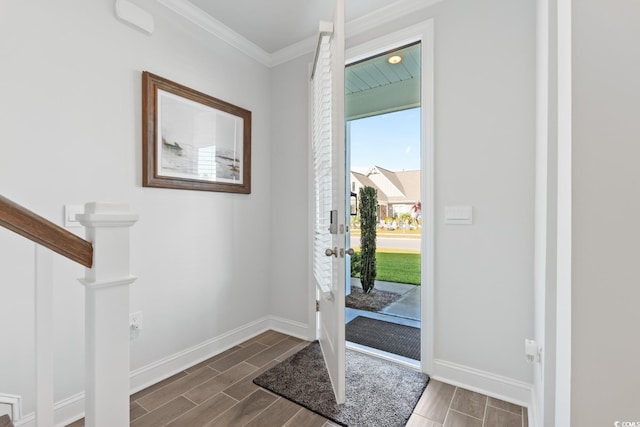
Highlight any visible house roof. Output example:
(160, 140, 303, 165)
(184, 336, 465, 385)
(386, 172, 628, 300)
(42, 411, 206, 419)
(390, 170, 421, 203)
(369, 166, 406, 195)
(351, 171, 388, 202)
(351, 166, 420, 205)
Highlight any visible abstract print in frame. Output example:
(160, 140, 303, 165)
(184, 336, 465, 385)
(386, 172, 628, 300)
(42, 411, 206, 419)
(142, 71, 251, 194)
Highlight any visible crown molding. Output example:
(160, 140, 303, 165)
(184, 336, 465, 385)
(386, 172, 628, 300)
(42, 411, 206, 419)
(270, 35, 317, 67)
(157, 0, 272, 66)
(347, 0, 443, 38)
(271, 0, 443, 66)
(158, 0, 444, 68)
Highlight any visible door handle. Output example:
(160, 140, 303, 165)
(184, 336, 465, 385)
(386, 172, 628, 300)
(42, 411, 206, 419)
(326, 247, 353, 257)
(339, 248, 355, 257)
(325, 247, 338, 257)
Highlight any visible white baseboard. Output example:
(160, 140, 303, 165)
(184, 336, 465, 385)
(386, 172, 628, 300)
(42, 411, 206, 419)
(13, 414, 35, 427)
(128, 316, 310, 396)
(52, 393, 84, 427)
(129, 316, 271, 395)
(266, 315, 312, 341)
(432, 359, 533, 409)
(15, 316, 310, 427)
(13, 392, 83, 427)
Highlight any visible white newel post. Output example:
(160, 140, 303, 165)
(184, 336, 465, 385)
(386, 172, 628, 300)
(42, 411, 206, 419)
(77, 203, 138, 427)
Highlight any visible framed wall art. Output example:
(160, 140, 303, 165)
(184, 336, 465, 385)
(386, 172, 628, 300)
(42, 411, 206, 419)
(142, 71, 251, 194)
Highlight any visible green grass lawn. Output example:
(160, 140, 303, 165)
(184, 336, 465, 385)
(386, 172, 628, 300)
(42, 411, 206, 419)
(358, 252, 421, 285)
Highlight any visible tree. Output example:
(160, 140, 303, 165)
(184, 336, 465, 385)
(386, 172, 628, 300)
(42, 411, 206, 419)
(359, 186, 377, 293)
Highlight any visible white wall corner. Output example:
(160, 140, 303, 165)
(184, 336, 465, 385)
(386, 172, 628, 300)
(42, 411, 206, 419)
(267, 316, 311, 341)
(432, 359, 533, 409)
(115, 0, 155, 34)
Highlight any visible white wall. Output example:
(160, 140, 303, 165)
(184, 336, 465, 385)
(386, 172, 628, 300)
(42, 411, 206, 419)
(0, 0, 272, 417)
(359, 0, 536, 385)
(571, 0, 640, 424)
(268, 53, 313, 335)
(426, 0, 536, 388)
(271, 0, 537, 397)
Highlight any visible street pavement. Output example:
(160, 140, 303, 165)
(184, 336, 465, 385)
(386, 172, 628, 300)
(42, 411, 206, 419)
(350, 235, 420, 252)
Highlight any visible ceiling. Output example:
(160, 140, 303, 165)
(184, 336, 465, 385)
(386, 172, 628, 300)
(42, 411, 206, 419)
(346, 43, 420, 95)
(345, 43, 421, 120)
(157, 0, 440, 67)
(187, 0, 391, 54)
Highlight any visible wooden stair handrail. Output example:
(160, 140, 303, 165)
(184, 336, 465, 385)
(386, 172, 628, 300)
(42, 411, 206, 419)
(0, 195, 93, 268)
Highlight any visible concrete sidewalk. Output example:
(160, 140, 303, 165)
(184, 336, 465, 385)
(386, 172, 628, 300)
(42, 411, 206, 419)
(349, 278, 421, 321)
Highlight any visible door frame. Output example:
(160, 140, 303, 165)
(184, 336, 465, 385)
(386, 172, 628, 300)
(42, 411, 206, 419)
(344, 20, 435, 374)
(307, 19, 435, 375)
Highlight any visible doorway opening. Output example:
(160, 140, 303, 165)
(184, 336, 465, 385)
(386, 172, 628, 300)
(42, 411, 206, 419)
(344, 42, 422, 366)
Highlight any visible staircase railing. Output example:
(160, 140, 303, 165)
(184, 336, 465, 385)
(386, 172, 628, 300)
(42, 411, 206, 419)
(0, 195, 137, 427)
(0, 196, 93, 268)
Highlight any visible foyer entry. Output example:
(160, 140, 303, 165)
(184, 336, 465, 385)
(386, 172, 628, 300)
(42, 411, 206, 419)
(345, 42, 423, 365)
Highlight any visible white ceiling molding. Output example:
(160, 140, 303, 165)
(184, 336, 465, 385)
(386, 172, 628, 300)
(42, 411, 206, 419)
(346, 0, 443, 38)
(271, 0, 444, 66)
(158, 0, 444, 68)
(270, 35, 317, 68)
(157, 0, 272, 66)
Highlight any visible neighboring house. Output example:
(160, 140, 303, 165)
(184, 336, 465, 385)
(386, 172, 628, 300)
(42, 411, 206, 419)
(351, 166, 420, 220)
(351, 169, 388, 220)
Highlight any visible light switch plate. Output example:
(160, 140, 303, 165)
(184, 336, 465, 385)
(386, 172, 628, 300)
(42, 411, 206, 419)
(64, 205, 84, 228)
(445, 206, 473, 225)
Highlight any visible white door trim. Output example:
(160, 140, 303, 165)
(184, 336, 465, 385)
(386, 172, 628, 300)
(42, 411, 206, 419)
(345, 19, 436, 375)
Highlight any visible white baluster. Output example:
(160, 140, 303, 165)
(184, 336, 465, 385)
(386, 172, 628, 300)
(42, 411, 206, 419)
(35, 245, 54, 427)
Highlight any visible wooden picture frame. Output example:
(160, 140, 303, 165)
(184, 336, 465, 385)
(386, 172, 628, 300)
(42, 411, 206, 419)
(142, 71, 251, 194)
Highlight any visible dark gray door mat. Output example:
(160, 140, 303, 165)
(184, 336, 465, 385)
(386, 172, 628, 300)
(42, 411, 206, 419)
(346, 316, 421, 360)
(253, 341, 429, 427)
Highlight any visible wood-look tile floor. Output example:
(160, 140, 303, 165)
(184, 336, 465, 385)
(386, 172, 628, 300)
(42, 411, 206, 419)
(67, 330, 528, 427)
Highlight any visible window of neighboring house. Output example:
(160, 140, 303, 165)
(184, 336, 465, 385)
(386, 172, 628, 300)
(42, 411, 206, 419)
(394, 205, 408, 215)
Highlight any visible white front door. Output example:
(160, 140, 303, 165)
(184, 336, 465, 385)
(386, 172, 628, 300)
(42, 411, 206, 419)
(310, 0, 346, 404)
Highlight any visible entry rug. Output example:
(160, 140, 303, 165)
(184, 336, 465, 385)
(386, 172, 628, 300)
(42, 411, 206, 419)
(253, 341, 429, 427)
(346, 316, 421, 361)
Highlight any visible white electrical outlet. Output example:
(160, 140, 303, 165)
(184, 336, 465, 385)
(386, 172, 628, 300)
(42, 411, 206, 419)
(129, 311, 142, 340)
(525, 339, 540, 363)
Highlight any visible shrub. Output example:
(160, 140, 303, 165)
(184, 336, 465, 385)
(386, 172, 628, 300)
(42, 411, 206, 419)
(350, 251, 361, 278)
(359, 186, 377, 293)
